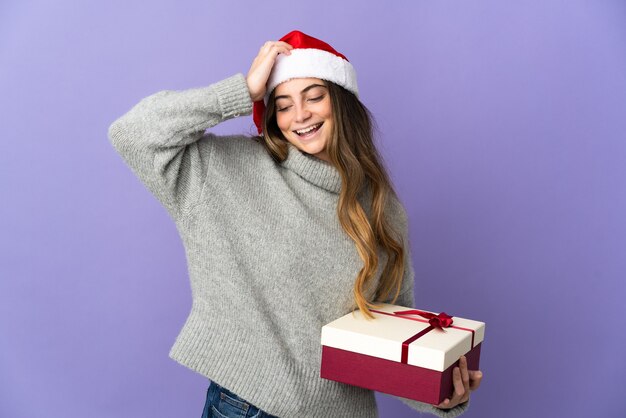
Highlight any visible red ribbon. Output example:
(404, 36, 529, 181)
(393, 309, 454, 330)
(370, 308, 475, 364)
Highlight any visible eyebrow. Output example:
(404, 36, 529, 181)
(274, 84, 327, 101)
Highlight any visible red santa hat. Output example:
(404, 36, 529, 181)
(252, 30, 359, 134)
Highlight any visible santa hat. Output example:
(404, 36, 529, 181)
(252, 30, 359, 134)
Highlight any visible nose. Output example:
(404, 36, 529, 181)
(294, 102, 312, 123)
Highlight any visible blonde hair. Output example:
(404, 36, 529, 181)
(255, 80, 406, 319)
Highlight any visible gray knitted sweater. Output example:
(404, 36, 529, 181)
(108, 73, 469, 418)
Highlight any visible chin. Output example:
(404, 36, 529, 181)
(298, 141, 325, 155)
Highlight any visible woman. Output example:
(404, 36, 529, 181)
(108, 30, 482, 418)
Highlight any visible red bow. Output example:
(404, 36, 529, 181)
(393, 309, 454, 330)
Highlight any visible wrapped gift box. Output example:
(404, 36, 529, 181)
(320, 303, 485, 405)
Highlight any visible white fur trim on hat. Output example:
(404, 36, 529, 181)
(264, 48, 359, 104)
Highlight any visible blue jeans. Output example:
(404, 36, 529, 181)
(201, 380, 279, 418)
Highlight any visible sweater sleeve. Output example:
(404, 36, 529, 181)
(107, 73, 253, 220)
(384, 201, 470, 417)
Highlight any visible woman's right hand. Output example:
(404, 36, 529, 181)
(246, 41, 293, 102)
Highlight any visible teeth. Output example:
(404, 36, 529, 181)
(295, 123, 321, 135)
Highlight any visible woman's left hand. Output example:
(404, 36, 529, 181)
(434, 355, 483, 410)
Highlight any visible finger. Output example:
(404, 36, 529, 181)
(469, 370, 483, 391)
(269, 44, 292, 56)
(460, 356, 470, 392)
(435, 367, 464, 410)
(278, 41, 293, 49)
(452, 366, 465, 399)
(265, 41, 292, 48)
(261, 41, 293, 53)
(257, 45, 291, 63)
(435, 397, 451, 409)
(435, 366, 462, 409)
(261, 40, 280, 51)
(273, 41, 293, 49)
(455, 356, 471, 403)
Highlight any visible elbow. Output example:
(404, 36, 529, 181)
(107, 113, 121, 144)
(108, 115, 128, 146)
(107, 90, 171, 150)
(107, 113, 141, 156)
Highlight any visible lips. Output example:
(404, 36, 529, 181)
(293, 122, 323, 137)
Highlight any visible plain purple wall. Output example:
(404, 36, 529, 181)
(1, 1, 625, 417)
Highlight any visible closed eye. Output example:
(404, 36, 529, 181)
(276, 95, 324, 112)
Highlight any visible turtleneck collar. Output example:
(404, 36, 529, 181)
(280, 143, 342, 194)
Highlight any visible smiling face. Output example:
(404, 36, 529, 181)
(273, 78, 333, 163)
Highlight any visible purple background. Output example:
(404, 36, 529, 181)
(1, 1, 625, 417)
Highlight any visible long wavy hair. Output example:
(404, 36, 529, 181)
(254, 80, 406, 319)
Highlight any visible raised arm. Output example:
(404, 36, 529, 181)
(108, 73, 253, 220)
